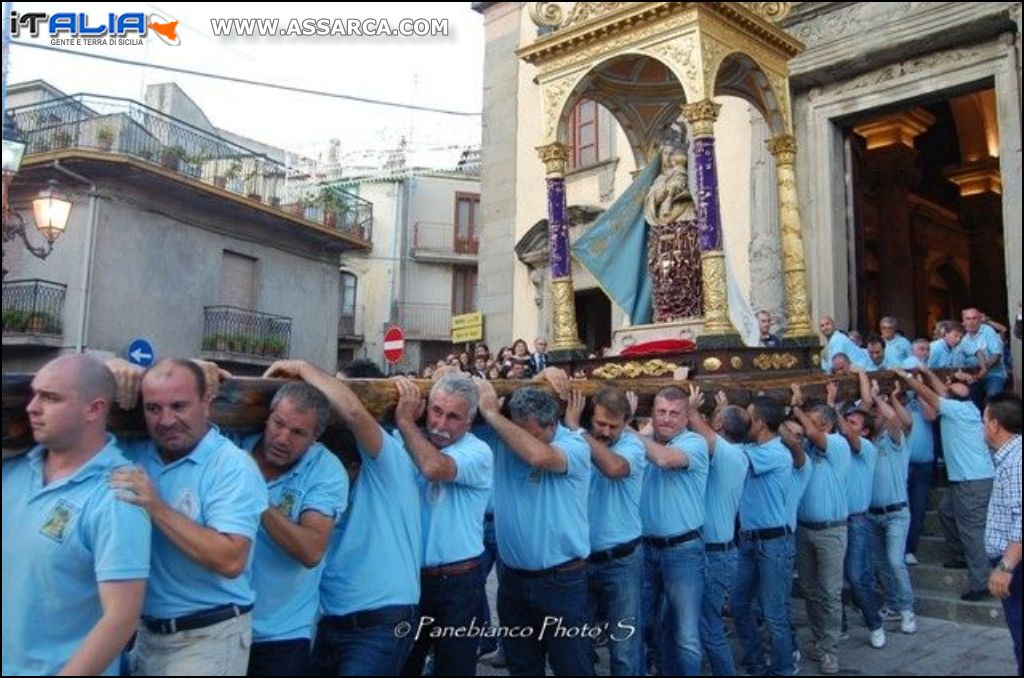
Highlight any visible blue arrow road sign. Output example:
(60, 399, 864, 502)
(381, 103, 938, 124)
(126, 338, 155, 367)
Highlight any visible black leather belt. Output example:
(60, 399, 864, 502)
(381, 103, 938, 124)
(798, 519, 848, 531)
(643, 529, 701, 549)
(848, 512, 866, 520)
(740, 525, 792, 541)
(869, 501, 908, 515)
(321, 605, 417, 631)
(421, 557, 479, 578)
(705, 540, 736, 553)
(507, 558, 586, 579)
(143, 603, 253, 634)
(588, 537, 641, 563)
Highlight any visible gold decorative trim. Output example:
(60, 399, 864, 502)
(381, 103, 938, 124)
(752, 352, 799, 370)
(537, 142, 571, 177)
(767, 134, 813, 338)
(528, 2, 564, 28)
(702, 356, 723, 372)
(592, 359, 680, 380)
(730, 356, 743, 369)
(739, 2, 792, 22)
(681, 99, 722, 137)
(550, 276, 586, 350)
(700, 251, 734, 334)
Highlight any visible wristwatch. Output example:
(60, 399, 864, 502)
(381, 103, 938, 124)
(996, 560, 1015, 573)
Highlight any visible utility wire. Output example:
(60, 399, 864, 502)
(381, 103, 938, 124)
(11, 40, 481, 116)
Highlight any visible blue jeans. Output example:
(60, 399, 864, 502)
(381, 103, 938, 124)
(701, 547, 738, 676)
(402, 568, 483, 676)
(869, 508, 914, 612)
(248, 638, 310, 676)
(589, 546, 643, 676)
(497, 562, 594, 676)
(845, 514, 881, 630)
(477, 517, 499, 655)
(732, 535, 795, 676)
(905, 462, 934, 555)
(642, 538, 706, 675)
(993, 558, 1022, 675)
(310, 606, 417, 676)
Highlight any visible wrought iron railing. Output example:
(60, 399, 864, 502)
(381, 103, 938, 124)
(8, 94, 372, 241)
(413, 221, 479, 255)
(201, 306, 291, 360)
(1, 279, 66, 336)
(396, 303, 452, 339)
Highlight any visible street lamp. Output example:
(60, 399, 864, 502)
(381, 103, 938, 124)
(3, 112, 72, 276)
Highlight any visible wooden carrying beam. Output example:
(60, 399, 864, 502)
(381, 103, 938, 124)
(3, 370, 940, 452)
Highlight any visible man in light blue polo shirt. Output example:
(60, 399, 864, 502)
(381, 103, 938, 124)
(687, 389, 749, 676)
(639, 386, 709, 676)
(108, 358, 268, 676)
(900, 338, 930, 369)
(961, 308, 1007, 401)
(238, 382, 348, 676)
(3, 355, 150, 676)
(264, 359, 421, 676)
(904, 383, 937, 566)
(928, 321, 966, 368)
(393, 374, 492, 677)
(564, 386, 646, 677)
(732, 396, 800, 677)
(880, 317, 913, 366)
(476, 380, 593, 677)
(790, 391, 850, 675)
(820, 316, 870, 372)
(897, 365, 995, 601)
(862, 383, 917, 635)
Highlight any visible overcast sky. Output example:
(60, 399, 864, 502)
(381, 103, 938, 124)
(7, 2, 484, 156)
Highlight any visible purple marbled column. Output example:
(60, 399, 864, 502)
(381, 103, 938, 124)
(692, 136, 723, 251)
(546, 177, 570, 278)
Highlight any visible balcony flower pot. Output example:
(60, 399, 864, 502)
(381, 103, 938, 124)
(96, 126, 115, 151)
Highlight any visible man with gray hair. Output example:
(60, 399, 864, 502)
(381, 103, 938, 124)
(236, 382, 349, 676)
(394, 374, 493, 676)
(879, 317, 912, 366)
(475, 380, 593, 676)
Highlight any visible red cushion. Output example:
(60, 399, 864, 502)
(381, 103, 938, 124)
(619, 338, 696, 356)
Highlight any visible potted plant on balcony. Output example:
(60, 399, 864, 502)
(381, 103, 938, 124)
(264, 337, 287, 358)
(96, 125, 115, 152)
(321, 188, 348, 228)
(2, 309, 29, 332)
(26, 311, 55, 334)
(160, 145, 187, 170)
(52, 129, 73, 150)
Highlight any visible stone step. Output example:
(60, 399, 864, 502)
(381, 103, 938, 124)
(910, 562, 972, 591)
(928, 483, 947, 510)
(923, 509, 943, 536)
(913, 590, 1005, 628)
(913, 535, 950, 562)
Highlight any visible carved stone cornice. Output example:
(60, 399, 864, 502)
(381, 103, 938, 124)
(519, 2, 803, 68)
(944, 157, 1003, 196)
(852, 108, 936, 150)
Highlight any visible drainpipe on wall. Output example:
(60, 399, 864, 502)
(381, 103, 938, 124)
(52, 160, 97, 354)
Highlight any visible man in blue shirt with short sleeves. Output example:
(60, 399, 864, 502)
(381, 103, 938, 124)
(928, 321, 966, 368)
(238, 382, 348, 676)
(961, 308, 1007, 401)
(564, 386, 646, 676)
(264, 360, 422, 676)
(687, 389, 750, 676)
(639, 386, 709, 676)
(790, 390, 851, 675)
(393, 374, 493, 677)
(898, 365, 995, 601)
(3, 355, 150, 676)
(880, 317, 913, 366)
(476, 380, 593, 676)
(732, 396, 802, 677)
(107, 358, 268, 676)
(820, 316, 870, 372)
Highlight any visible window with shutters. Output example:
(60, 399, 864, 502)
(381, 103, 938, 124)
(220, 251, 256, 309)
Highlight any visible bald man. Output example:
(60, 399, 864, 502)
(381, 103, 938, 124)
(3, 355, 151, 676)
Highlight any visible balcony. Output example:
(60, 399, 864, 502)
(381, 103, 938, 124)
(2, 279, 66, 348)
(8, 94, 371, 245)
(396, 303, 452, 340)
(338, 307, 365, 341)
(411, 222, 478, 265)
(200, 305, 291, 365)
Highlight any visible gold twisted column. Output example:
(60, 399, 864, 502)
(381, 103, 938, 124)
(700, 251, 732, 334)
(767, 134, 814, 339)
(536, 142, 585, 353)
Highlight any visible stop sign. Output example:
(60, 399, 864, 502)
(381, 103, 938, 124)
(383, 326, 405, 364)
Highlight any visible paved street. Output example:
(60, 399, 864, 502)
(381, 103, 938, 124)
(472, 570, 1017, 676)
